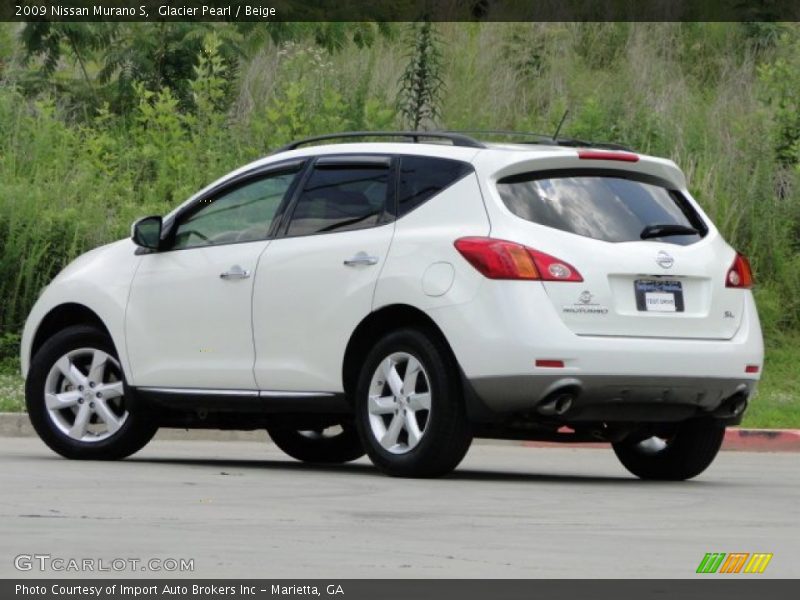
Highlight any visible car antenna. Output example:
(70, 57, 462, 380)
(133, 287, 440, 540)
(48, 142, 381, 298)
(552, 109, 569, 141)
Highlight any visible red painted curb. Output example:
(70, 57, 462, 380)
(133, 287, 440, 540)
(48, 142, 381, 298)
(521, 428, 800, 452)
(723, 428, 800, 452)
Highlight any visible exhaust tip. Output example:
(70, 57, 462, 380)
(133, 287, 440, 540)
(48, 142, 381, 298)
(730, 396, 748, 417)
(537, 393, 574, 416)
(713, 392, 748, 418)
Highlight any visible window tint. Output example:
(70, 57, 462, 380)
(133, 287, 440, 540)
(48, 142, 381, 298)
(496, 173, 707, 245)
(397, 156, 473, 216)
(172, 169, 299, 250)
(286, 165, 389, 236)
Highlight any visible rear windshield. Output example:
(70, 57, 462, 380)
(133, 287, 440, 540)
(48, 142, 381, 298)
(496, 170, 707, 245)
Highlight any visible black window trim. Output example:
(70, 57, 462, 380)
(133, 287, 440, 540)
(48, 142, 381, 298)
(391, 155, 475, 219)
(315, 155, 393, 168)
(160, 158, 308, 252)
(275, 153, 398, 240)
(496, 167, 708, 240)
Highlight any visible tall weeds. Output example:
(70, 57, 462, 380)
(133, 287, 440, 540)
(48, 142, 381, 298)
(0, 23, 798, 361)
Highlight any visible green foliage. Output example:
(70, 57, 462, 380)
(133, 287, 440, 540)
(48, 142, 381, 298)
(741, 22, 786, 53)
(0, 22, 799, 423)
(97, 23, 242, 114)
(743, 333, 800, 428)
(0, 333, 20, 369)
(501, 24, 548, 81)
(245, 42, 347, 153)
(574, 22, 630, 70)
(397, 21, 444, 131)
(758, 31, 800, 165)
(0, 23, 14, 75)
(0, 23, 800, 420)
(19, 22, 242, 115)
(235, 22, 393, 56)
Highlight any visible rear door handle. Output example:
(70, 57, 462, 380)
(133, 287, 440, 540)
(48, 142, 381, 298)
(343, 252, 379, 267)
(220, 265, 251, 280)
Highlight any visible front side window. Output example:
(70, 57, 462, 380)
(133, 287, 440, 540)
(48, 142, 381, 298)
(286, 164, 390, 237)
(496, 171, 707, 245)
(172, 169, 299, 249)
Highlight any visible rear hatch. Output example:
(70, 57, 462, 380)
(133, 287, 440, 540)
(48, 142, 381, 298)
(495, 162, 744, 340)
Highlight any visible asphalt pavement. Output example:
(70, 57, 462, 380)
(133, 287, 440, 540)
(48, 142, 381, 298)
(1, 436, 797, 578)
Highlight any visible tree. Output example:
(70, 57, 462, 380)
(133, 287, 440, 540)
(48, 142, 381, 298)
(20, 23, 113, 108)
(396, 21, 445, 131)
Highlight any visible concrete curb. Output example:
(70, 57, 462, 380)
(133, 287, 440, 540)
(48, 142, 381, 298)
(1, 413, 798, 451)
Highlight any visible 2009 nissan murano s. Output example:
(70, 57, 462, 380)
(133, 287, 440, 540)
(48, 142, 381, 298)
(21, 131, 764, 479)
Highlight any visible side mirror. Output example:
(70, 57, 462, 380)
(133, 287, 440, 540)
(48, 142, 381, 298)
(131, 216, 163, 250)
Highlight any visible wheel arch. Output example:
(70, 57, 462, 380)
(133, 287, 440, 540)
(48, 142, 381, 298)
(342, 304, 461, 400)
(30, 303, 115, 366)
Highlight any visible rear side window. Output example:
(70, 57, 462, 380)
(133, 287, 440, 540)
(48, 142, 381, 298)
(287, 165, 389, 236)
(397, 156, 473, 217)
(496, 171, 707, 245)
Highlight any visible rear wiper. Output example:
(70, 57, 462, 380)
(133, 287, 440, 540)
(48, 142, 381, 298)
(640, 224, 699, 239)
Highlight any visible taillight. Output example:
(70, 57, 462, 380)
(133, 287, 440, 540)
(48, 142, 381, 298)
(726, 252, 753, 289)
(577, 150, 639, 162)
(454, 237, 583, 282)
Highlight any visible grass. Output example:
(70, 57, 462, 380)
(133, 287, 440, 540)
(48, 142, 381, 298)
(742, 334, 800, 429)
(0, 367, 23, 413)
(0, 336, 797, 428)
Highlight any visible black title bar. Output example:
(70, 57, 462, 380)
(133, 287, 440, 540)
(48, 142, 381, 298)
(2, 0, 800, 22)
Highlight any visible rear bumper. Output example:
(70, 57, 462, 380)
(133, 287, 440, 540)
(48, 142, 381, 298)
(468, 374, 754, 423)
(428, 279, 763, 420)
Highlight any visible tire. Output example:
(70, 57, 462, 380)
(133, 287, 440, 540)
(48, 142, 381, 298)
(354, 328, 472, 478)
(26, 324, 157, 460)
(267, 421, 364, 464)
(612, 420, 726, 481)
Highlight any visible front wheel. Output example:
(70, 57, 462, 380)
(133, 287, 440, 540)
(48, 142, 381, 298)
(26, 325, 157, 460)
(354, 328, 472, 478)
(612, 420, 726, 481)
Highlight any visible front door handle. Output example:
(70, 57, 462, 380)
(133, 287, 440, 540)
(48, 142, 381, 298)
(220, 265, 251, 280)
(343, 252, 379, 267)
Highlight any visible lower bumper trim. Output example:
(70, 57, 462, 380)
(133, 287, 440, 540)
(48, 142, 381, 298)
(467, 374, 756, 423)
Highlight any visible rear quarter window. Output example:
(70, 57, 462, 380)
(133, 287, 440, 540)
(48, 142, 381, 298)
(397, 156, 473, 217)
(496, 170, 707, 245)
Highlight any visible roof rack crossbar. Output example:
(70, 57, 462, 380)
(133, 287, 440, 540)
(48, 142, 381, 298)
(272, 131, 486, 153)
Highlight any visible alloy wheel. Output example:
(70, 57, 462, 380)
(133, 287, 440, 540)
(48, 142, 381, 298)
(43, 348, 128, 442)
(367, 351, 432, 455)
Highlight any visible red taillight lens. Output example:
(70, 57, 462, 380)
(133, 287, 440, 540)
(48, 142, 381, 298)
(527, 247, 583, 281)
(726, 252, 753, 289)
(577, 150, 639, 162)
(453, 238, 539, 280)
(454, 237, 583, 282)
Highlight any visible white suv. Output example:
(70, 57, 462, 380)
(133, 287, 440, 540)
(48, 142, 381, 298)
(20, 131, 764, 479)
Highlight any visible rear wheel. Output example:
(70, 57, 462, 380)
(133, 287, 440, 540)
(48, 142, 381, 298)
(355, 328, 472, 478)
(26, 325, 157, 460)
(612, 420, 726, 481)
(266, 421, 364, 464)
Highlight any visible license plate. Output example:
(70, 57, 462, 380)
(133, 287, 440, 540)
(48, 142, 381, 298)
(635, 279, 684, 312)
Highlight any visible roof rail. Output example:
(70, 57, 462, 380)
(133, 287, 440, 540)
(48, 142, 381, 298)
(272, 131, 486, 153)
(444, 130, 635, 152)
